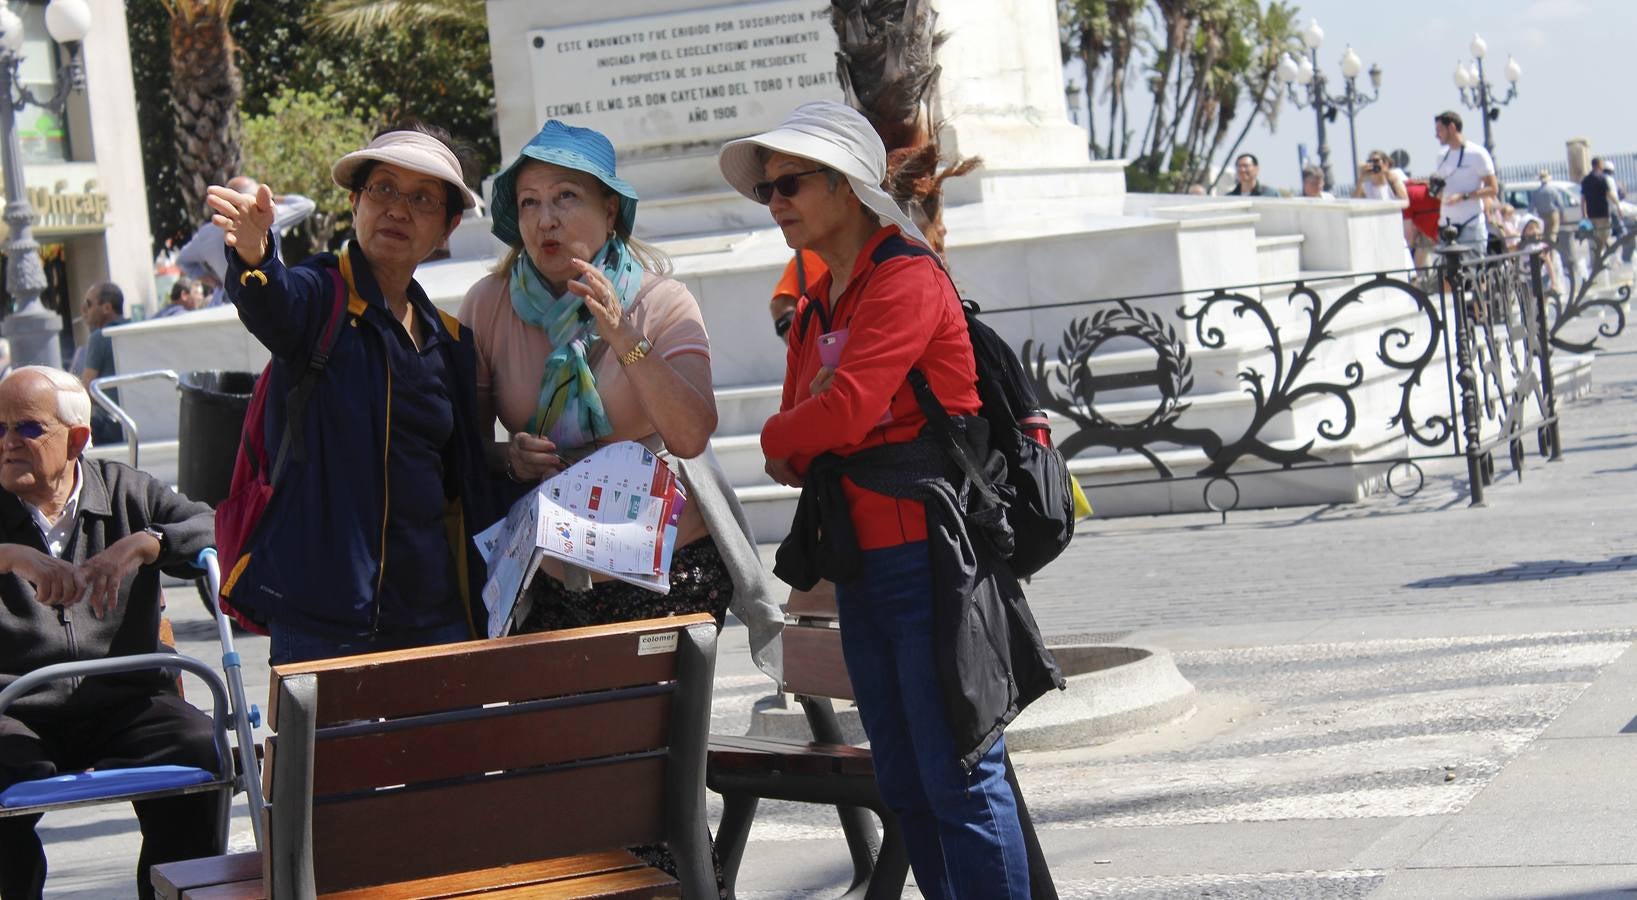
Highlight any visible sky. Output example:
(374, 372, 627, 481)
(1062, 0, 1634, 190)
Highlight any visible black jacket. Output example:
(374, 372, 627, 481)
(776, 422, 1065, 769)
(223, 239, 498, 639)
(0, 459, 215, 718)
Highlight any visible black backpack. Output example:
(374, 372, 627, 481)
(908, 298, 1077, 578)
(793, 237, 1077, 577)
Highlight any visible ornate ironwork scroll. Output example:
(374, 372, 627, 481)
(1545, 229, 1634, 353)
(1019, 275, 1448, 482)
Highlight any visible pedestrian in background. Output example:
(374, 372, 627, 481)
(1580, 156, 1618, 255)
(1228, 153, 1280, 197)
(1431, 111, 1497, 252)
(1301, 166, 1333, 199)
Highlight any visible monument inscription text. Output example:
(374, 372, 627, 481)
(527, 0, 840, 150)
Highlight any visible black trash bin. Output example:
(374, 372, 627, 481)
(177, 370, 257, 507)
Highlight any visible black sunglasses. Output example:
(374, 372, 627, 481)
(752, 168, 827, 204)
(0, 420, 51, 440)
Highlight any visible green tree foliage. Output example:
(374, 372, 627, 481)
(129, 0, 191, 252)
(242, 88, 378, 249)
(1059, 0, 1299, 191)
(129, 0, 496, 254)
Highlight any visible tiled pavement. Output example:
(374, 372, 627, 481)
(34, 331, 1637, 898)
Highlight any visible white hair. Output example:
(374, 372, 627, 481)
(1, 365, 93, 428)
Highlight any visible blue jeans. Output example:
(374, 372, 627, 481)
(268, 620, 472, 666)
(834, 541, 1029, 900)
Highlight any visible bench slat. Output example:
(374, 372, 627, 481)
(312, 693, 671, 794)
(487, 866, 680, 898)
(321, 849, 649, 898)
(312, 756, 666, 893)
(152, 851, 260, 900)
(784, 582, 838, 621)
(709, 735, 875, 777)
(270, 616, 711, 729)
(168, 851, 676, 900)
(181, 881, 264, 900)
(781, 624, 854, 700)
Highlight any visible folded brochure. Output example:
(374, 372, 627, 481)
(474, 441, 687, 638)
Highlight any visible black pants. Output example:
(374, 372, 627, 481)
(0, 692, 221, 900)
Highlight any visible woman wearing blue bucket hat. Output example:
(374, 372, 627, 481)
(458, 121, 785, 671)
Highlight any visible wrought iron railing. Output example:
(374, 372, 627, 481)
(996, 241, 1623, 516)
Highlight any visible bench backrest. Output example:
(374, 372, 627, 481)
(262, 615, 718, 897)
(782, 582, 854, 701)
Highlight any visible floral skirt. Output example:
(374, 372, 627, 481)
(518, 537, 733, 632)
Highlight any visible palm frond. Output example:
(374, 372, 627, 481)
(309, 0, 486, 39)
(830, 0, 944, 152)
(159, 0, 238, 26)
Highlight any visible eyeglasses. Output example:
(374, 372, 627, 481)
(0, 420, 53, 440)
(752, 168, 828, 204)
(361, 181, 446, 215)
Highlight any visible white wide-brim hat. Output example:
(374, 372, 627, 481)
(718, 101, 928, 247)
(332, 130, 480, 211)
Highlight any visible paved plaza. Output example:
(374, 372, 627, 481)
(34, 329, 1637, 898)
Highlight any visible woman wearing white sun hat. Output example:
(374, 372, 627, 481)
(720, 101, 1061, 899)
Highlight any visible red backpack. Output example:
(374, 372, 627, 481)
(1404, 179, 1442, 241)
(214, 268, 350, 633)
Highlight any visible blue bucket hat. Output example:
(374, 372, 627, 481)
(490, 120, 638, 247)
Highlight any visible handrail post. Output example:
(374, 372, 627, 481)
(1528, 248, 1562, 461)
(1441, 247, 1487, 507)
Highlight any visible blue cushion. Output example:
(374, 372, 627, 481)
(0, 765, 216, 808)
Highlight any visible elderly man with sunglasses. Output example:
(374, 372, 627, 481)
(0, 366, 219, 900)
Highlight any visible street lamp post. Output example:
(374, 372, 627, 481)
(0, 0, 91, 370)
(1454, 34, 1521, 157)
(1275, 19, 1382, 192)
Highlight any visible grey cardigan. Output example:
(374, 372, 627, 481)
(0, 458, 215, 717)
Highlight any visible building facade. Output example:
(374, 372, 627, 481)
(1, 0, 154, 359)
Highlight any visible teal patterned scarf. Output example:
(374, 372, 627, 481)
(510, 238, 646, 448)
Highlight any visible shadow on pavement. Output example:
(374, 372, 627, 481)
(1406, 555, 1637, 588)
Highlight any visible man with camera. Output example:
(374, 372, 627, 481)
(1353, 151, 1408, 202)
(1429, 111, 1497, 254)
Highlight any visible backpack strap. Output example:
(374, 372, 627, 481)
(907, 367, 1004, 510)
(269, 266, 350, 485)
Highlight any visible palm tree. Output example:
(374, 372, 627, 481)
(309, 0, 485, 38)
(160, 0, 244, 219)
(828, 0, 980, 249)
(830, 0, 944, 153)
(1211, 0, 1300, 188)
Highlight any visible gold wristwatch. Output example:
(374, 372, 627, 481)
(619, 338, 652, 367)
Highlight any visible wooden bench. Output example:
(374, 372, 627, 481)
(152, 614, 719, 899)
(707, 584, 1055, 900)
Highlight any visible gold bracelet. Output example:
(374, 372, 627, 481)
(619, 338, 653, 367)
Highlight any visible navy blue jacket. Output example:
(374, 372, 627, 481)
(222, 238, 497, 639)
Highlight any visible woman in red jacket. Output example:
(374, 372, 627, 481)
(719, 101, 1030, 899)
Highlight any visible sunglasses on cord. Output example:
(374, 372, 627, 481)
(0, 420, 51, 440)
(752, 168, 828, 204)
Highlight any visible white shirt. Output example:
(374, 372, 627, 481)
(1361, 168, 1407, 201)
(26, 461, 82, 559)
(1435, 140, 1496, 226)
